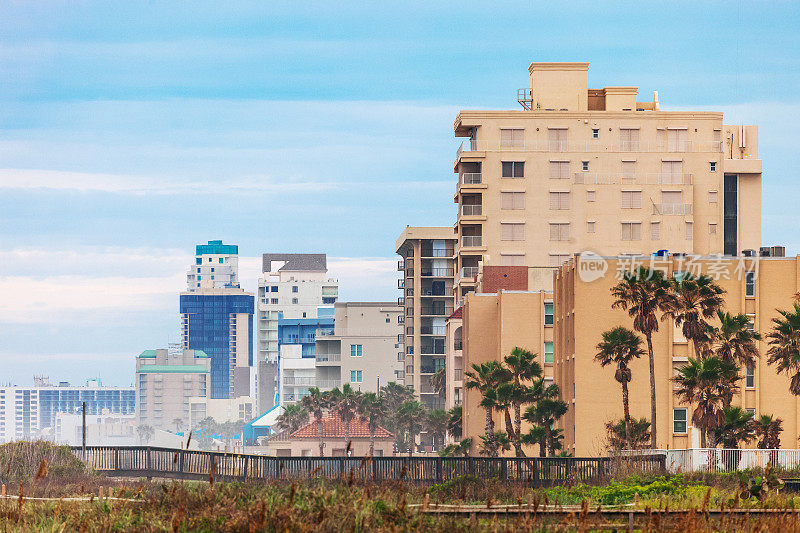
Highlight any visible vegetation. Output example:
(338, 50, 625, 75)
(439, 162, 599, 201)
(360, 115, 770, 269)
(606, 417, 651, 451)
(767, 301, 800, 394)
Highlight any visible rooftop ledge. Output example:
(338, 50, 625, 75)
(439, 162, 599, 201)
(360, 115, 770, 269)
(725, 158, 762, 174)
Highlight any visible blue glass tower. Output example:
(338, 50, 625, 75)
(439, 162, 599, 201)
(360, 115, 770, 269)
(180, 292, 254, 399)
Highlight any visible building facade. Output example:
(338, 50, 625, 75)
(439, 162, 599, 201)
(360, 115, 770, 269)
(278, 314, 335, 404)
(0, 381, 135, 443)
(256, 253, 338, 411)
(186, 240, 240, 290)
(396, 227, 457, 410)
(315, 302, 404, 394)
(453, 62, 762, 297)
(135, 348, 210, 431)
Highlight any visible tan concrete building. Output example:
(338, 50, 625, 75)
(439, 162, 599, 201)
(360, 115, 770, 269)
(396, 227, 457, 409)
(453, 61, 762, 299)
(135, 348, 210, 431)
(315, 302, 404, 393)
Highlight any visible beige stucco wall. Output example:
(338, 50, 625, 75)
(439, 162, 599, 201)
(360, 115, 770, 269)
(267, 438, 394, 457)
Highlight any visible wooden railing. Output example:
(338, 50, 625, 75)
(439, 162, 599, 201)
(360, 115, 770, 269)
(70, 446, 665, 485)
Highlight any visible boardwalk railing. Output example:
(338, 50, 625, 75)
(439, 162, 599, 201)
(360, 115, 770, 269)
(618, 448, 800, 473)
(70, 446, 665, 485)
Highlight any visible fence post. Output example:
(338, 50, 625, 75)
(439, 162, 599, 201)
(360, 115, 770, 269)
(146, 447, 152, 475)
(532, 458, 539, 488)
(500, 459, 507, 482)
(372, 457, 378, 483)
(179, 450, 185, 474)
(435, 457, 443, 484)
(468, 457, 475, 477)
(243, 455, 249, 481)
(114, 448, 119, 472)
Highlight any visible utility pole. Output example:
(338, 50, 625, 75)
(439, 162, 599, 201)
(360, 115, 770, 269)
(82, 401, 86, 457)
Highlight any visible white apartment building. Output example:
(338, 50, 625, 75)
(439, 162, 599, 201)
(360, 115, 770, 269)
(186, 240, 240, 291)
(255, 253, 338, 411)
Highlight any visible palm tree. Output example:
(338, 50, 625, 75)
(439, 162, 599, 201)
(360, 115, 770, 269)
(712, 406, 755, 449)
(606, 418, 651, 451)
(355, 392, 387, 457)
(396, 400, 428, 457)
(709, 310, 762, 407)
(595, 327, 645, 448)
(766, 302, 800, 395)
(381, 381, 414, 436)
(753, 414, 783, 449)
(478, 431, 511, 457)
(329, 383, 360, 443)
(172, 417, 183, 433)
(275, 403, 308, 434)
(504, 347, 542, 457)
(611, 267, 676, 449)
(425, 410, 450, 451)
(523, 378, 568, 457)
(673, 357, 740, 447)
(667, 273, 726, 361)
(137, 424, 154, 445)
(447, 405, 462, 440)
(439, 437, 472, 457)
(300, 387, 334, 457)
(429, 367, 446, 399)
(464, 361, 506, 449)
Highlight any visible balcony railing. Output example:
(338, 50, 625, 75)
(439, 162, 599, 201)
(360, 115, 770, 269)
(421, 346, 446, 355)
(316, 353, 341, 362)
(457, 139, 724, 155)
(397, 279, 404, 289)
(461, 205, 483, 216)
(461, 173, 482, 185)
(283, 376, 316, 387)
(653, 203, 693, 215)
(420, 306, 455, 316)
(456, 139, 489, 156)
(454, 368, 463, 381)
(421, 248, 455, 258)
(461, 266, 479, 279)
(461, 236, 482, 247)
(397, 260, 405, 271)
(420, 288, 454, 297)
(397, 352, 405, 361)
(574, 172, 693, 185)
(421, 268, 455, 277)
(405, 268, 414, 277)
(398, 296, 405, 305)
(316, 380, 340, 390)
(420, 366, 438, 375)
(420, 325, 446, 335)
(397, 315, 404, 324)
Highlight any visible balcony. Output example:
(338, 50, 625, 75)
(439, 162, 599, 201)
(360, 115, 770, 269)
(456, 139, 489, 157)
(461, 205, 482, 216)
(397, 279, 404, 289)
(405, 268, 414, 277)
(454, 368, 463, 381)
(461, 236, 482, 248)
(316, 352, 341, 363)
(574, 172, 693, 185)
(421, 346, 446, 355)
(420, 287, 454, 297)
(454, 341, 463, 351)
(316, 380, 340, 390)
(397, 315, 404, 324)
(283, 376, 316, 387)
(421, 268, 454, 277)
(420, 366, 438, 375)
(653, 203, 693, 215)
(397, 352, 405, 361)
(421, 248, 455, 258)
(398, 296, 405, 306)
(420, 306, 454, 316)
(461, 266, 479, 279)
(397, 260, 405, 271)
(461, 173, 482, 185)
(420, 325, 446, 335)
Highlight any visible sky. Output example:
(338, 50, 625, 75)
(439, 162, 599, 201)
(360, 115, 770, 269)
(1, 1, 798, 386)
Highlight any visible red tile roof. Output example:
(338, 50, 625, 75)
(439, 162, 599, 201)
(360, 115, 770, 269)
(449, 306, 463, 320)
(290, 412, 394, 440)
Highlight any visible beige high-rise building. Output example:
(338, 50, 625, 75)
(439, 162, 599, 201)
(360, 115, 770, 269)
(453, 61, 762, 299)
(395, 227, 457, 410)
(315, 302, 404, 393)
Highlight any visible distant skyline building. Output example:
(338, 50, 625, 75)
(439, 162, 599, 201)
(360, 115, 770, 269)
(180, 240, 254, 400)
(278, 313, 335, 405)
(255, 253, 338, 412)
(186, 240, 240, 291)
(0, 380, 135, 443)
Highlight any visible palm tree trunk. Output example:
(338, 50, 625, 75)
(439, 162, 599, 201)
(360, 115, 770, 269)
(645, 334, 658, 449)
(503, 408, 519, 457)
(484, 407, 494, 445)
(544, 424, 553, 457)
(408, 424, 414, 457)
(622, 380, 632, 448)
(700, 427, 707, 448)
(513, 402, 525, 457)
(317, 418, 324, 457)
(369, 422, 375, 457)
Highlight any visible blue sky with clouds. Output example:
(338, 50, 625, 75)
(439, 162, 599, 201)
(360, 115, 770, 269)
(1, 1, 798, 386)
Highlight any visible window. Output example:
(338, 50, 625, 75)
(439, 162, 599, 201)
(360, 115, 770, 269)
(709, 223, 717, 235)
(322, 297, 336, 304)
(350, 344, 363, 357)
(292, 298, 298, 304)
(501, 191, 525, 210)
(673, 408, 687, 433)
(208, 257, 212, 262)
(196, 258, 202, 265)
(621, 222, 642, 241)
(549, 223, 570, 241)
(544, 303, 554, 325)
(544, 342, 554, 363)
(581, 161, 589, 171)
(549, 161, 570, 179)
(620, 128, 640, 151)
(500, 128, 524, 147)
(549, 192, 570, 210)
(587, 221, 596, 233)
(709, 190, 718, 203)
(591, 128, 599, 139)
(746, 315, 755, 332)
(667, 128, 688, 151)
(500, 254, 525, 266)
(501, 161, 525, 178)
(292, 286, 298, 293)
(621, 191, 642, 209)
(501, 223, 525, 241)
(210, 267, 215, 272)
(621, 161, 636, 182)
(386, 317, 390, 323)
(549, 254, 569, 267)
(661, 160, 684, 184)
(685, 222, 693, 241)
(271, 298, 278, 304)
(587, 190, 596, 202)
(350, 370, 363, 383)
(197, 276, 201, 280)
(197, 268, 201, 273)
(548, 128, 568, 151)
(662, 190, 682, 206)
(651, 222, 661, 240)
(710, 161, 717, 172)
(210, 275, 214, 280)
(219, 258, 223, 263)
(745, 366, 755, 388)
(270, 286, 278, 292)
(745, 271, 755, 297)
